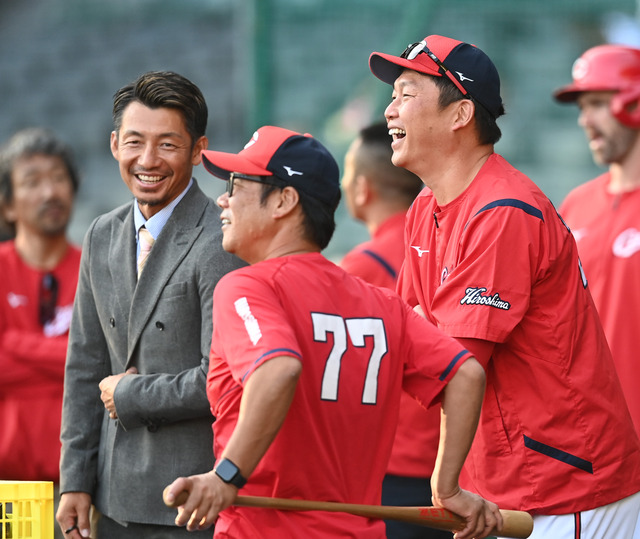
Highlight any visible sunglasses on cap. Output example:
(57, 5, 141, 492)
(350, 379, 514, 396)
(401, 40, 469, 97)
(226, 172, 287, 197)
(40, 273, 58, 326)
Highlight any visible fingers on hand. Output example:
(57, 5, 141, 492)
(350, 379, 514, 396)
(188, 511, 207, 531)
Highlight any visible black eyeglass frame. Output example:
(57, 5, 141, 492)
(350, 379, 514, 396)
(227, 172, 287, 197)
(401, 40, 470, 98)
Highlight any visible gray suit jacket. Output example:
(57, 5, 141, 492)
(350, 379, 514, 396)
(60, 180, 244, 525)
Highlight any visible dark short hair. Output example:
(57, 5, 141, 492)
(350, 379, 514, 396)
(433, 76, 505, 145)
(112, 71, 208, 145)
(260, 183, 339, 250)
(355, 122, 423, 204)
(0, 127, 80, 234)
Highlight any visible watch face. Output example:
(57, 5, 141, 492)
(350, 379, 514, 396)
(216, 459, 238, 482)
(215, 458, 247, 488)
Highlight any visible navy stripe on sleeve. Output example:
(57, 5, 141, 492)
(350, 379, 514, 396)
(439, 350, 468, 381)
(473, 198, 544, 222)
(242, 348, 302, 382)
(523, 435, 593, 473)
(363, 249, 397, 280)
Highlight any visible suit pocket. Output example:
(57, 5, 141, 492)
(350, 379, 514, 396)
(160, 281, 187, 299)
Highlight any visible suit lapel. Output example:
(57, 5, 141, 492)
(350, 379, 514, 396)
(126, 182, 210, 365)
(110, 205, 137, 333)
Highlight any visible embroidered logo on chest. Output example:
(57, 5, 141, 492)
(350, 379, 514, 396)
(460, 287, 511, 310)
(441, 267, 449, 284)
(411, 245, 429, 257)
(571, 228, 587, 243)
(612, 228, 640, 258)
(7, 292, 28, 308)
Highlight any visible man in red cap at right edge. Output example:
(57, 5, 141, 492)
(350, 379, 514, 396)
(554, 45, 640, 442)
(369, 34, 640, 538)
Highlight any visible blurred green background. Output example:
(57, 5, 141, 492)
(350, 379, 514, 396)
(2, 0, 639, 260)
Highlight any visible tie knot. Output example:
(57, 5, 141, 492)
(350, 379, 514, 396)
(139, 227, 155, 252)
(137, 227, 155, 277)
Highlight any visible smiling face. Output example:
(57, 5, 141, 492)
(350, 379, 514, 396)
(577, 91, 639, 166)
(110, 101, 207, 218)
(384, 70, 449, 177)
(216, 177, 277, 264)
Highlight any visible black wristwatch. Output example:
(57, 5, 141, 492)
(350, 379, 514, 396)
(214, 458, 247, 488)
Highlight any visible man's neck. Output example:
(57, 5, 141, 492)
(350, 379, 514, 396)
(363, 204, 406, 237)
(264, 239, 319, 262)
(609, 145, 640, 194)
(607, 167, 640, 195)
(424, 147, 493, 206)
(14, 232, 70, 271)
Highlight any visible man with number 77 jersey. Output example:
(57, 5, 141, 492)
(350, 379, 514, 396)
(164, 125, 503, 539)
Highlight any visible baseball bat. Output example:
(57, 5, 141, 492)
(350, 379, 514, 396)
(163, 489, 533, 538)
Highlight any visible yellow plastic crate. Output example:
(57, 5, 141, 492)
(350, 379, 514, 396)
(0, 482, 53, 539)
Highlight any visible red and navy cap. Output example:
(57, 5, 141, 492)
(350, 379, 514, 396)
(369, 34, 503, 118)
(201, 126, 340, 207)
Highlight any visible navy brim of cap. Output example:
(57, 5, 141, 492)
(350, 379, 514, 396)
(369, 51, 441, 85)
(201, 150, 273, 181)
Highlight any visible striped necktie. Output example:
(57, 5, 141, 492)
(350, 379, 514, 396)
(137, 227, 155, 277)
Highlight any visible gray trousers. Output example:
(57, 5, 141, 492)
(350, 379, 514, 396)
(95, 512, 213, 539)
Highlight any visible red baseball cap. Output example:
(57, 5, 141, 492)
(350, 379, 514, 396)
(369, 34, 503, 118)
(553, 44, 640, 102)
(201, 126, 340, 207)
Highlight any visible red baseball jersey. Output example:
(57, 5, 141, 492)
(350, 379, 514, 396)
(0, 240, 81, 481)
(340, 211, 440, 478)
(397, 153, 640, 514)
(560, 172, 640, 436)
(340, 211, 406, 291)
(207, 253, 471, 538)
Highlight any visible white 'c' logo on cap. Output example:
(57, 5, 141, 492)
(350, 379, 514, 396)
(572, 58, 588, 81)
(244, 131, 259, 150)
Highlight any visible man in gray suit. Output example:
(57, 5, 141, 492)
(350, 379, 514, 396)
(56, 71, 243, 538)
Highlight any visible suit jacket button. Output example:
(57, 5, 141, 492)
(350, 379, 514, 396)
(109, 318, 115, 327)
(155, 321, 164, 330)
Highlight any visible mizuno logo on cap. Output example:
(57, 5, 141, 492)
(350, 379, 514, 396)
(456, 72, 474, 82)
(283, 166, 303, 177)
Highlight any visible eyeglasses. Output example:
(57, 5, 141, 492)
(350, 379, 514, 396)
(401, 40, 469, 97)
(39, 273, 58, 326)
(227, 172, 286, 197)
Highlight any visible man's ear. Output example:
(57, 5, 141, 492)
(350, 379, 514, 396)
(273, 186, 300, 219)
(191, 136, 208, 166)
(452, 99, 475, 131)
(354, 175, 372, 207)
(2, 203, 16, 225)
(110, 131, 119, 160)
